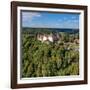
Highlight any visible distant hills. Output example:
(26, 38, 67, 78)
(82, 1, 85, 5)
(22, 27, 79, 34)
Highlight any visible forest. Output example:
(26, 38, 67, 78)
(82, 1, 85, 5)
(21, 28, 79, 78)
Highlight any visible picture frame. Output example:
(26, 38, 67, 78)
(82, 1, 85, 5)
(11, 1, 88, 89)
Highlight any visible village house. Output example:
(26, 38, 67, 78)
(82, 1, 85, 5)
(74, 39, 79, 44)
(37, 33, 60, 43)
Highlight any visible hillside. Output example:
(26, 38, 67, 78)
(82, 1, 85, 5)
(21, 28, 79, 77)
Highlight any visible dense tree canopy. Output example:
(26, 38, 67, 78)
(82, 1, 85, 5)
(21, 28, 79, 77)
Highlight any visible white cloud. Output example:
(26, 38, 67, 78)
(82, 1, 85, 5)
(63, 17, 67, 20)
(71, 16, 78, 20)
(53, 19, 79, 29)
(22, 12, 41, 21)
(73, 20, 79, 23)
(58, 19, 62, 22)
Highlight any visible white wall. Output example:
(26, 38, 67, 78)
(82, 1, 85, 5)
(0, 0, 89, 90)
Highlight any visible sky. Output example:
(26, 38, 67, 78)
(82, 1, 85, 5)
(21, 11, 80, 29)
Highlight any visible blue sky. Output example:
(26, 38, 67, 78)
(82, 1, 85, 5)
(21, 11, 80, 29)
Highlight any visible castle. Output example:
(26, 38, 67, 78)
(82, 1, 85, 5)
(37, 33, 60, 43)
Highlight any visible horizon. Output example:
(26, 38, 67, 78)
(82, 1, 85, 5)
(22, 27, 79, 30)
